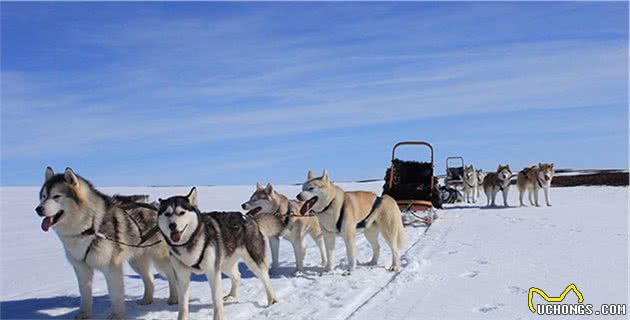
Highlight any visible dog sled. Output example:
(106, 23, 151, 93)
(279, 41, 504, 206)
(445, 156, 465, 188)
(382, 141, 437, 227)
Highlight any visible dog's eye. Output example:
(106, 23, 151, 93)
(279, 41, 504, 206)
(178, 211, 186, 216)
(53, 195, 61, 200)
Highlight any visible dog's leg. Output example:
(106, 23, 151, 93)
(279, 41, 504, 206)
(380, 226, 400, 272)
(207, 267, 225, 320)
(544, 186, 552, 206)
(363, 226, 380, 266)
(519, 188, 525, 206)
(485, 189, 491, 207)
(129, 255, 154, 305)
(491, 190, 497, 207)
(221, 255, 240, 301)
(472, 187, 477, 203)
(323, 232, 336, 272)
(534, 186, 540, 207)
(104, 262, 125, 319)
(502, 188, 509, 207)
(269, 236, 280, 271)
(291, 233, 306, 273)
(240, 253, 278, 305)
(343, 232, 357, 273)
(310, 231, 327, 268)
(70, 259, 93, 319)
(153, 254, 179, 305)
(528, 186, 535, 206)
(172, 261, 191, 320)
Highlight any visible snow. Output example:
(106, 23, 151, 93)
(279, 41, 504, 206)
(1, 183, 628, 319)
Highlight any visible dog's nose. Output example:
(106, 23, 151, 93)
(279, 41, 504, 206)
(169, 223, 177, 231)
(296, 194, 303, 201)
(35, 206, 44, 217)
(241, 203, 247, 210)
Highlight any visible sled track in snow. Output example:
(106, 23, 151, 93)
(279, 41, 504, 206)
(343, 216, 453, 320)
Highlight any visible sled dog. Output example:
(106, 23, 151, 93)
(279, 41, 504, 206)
(476, 170, 486, 200)
(35, 167, 177, 319)
(297, 170, 406, 273)
(482, 165, 513, 207)
(517, 163, 555, 207)
(241, 183, 327, 273)
(463, 165, 477, 203)
(158, 188, 277, 320)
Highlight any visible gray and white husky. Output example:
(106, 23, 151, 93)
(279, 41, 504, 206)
(35, 167, 177, 319)
(157, 188, 277, 320)
(463, 165, 477, 203)
(482, 165, 513, 207)
(241, 183, 327, 273)
(517, 163, 555, 207)
(297, 170, 406, 273)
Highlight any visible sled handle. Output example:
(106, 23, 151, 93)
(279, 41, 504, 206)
(389, 141, 434, 191)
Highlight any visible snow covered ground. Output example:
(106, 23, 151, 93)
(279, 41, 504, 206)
(1, 183, 628, 319)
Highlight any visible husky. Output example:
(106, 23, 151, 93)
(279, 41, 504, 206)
(241, 183, 327, 273)
(482, 165, 513, 207)
(476, 170, 486, 201)
(517, 163, 555, 207)
(158, 188, 277, 320)
(297, 170, 406, 273)
(462, 165, 477, 203)
(35, 167, 177, 319)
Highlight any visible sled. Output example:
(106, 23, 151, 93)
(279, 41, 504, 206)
(445, 156, 465, 188)
(382, 141, 437, 227)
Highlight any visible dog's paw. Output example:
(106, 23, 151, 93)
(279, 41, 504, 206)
(73, 311, 91, 320)
(268, 298, 279, 306)
(136, 297, 153, 305)
(223, 294, 237, 302)
(341, 271, 352, 276)
(388, 265, 401, 272)
(167, 296, 179, 305)
(293, 269, 304, 277)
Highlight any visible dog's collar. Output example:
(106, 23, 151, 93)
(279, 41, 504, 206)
(313, 197, 336, 215)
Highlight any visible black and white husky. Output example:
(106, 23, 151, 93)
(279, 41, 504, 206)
(157, 188, 278, 320)
(35, 167, 177, 319)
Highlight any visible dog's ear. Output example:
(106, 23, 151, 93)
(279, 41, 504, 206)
(550, 163, 554, 168)
(307, 170, 314, 180)
(506, 165, 511, 171)
(187, 187, 198, 207)
(45, 166, 55, 182)
(256, 182, 263, 191)
(322, 169, 329, 183)
(497, 165, 501, 172)
(539, 162, 543, 168)
(64, 167, 79, 186)
(265, 183, 273, 194)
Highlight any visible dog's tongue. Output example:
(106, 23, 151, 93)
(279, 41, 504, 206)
(41, 217, 53, 232)
(171, 231, 182, 243)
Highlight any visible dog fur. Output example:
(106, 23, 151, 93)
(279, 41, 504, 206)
(517, 163, 555, 207)
(35, 167, 177, 319)
(463, 165, 477, 203)
(476, 170, 486, 201)
(157, 188, 277, 320)
(297, 170, 406, 273)
(482, 165, 513, 207)
(241, 183, 327, 273)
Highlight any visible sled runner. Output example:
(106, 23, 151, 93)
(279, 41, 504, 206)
(382, 141, 437, 226)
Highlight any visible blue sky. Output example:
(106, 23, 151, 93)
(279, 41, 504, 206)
(1, 2, 628, 186)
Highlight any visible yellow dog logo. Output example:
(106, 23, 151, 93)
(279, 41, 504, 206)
(528, 283, 584, 313)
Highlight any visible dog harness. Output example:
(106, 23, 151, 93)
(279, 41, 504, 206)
(536, 177, 546, 188)
(317, 196, 382, 233)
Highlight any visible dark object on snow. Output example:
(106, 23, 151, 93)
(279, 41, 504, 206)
(383, 159, 433, 201)
(438, 186, 462, 204)
(552, 171, 628, 187)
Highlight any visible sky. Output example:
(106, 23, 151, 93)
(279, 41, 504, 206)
(1, 2, 628, 187)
